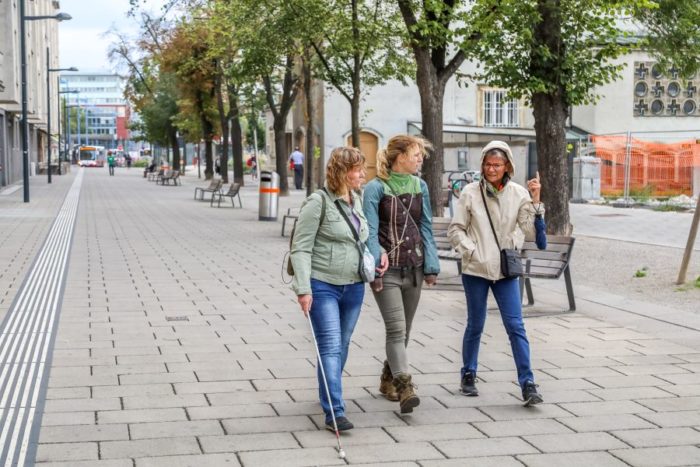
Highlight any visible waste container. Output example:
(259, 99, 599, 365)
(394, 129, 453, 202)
(259, 170, 280, 221)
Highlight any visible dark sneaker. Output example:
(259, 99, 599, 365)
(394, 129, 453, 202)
(325, 416, 354, 432)
(522, 381, 543, 407)
(460, 372, 479, 396)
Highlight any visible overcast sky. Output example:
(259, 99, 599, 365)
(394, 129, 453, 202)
(58, 0, 167, 72)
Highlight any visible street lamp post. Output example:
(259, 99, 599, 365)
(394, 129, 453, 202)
(46, 47, 77, 183)
(57, 88, 78, 176)
(20, 4, 71, 201)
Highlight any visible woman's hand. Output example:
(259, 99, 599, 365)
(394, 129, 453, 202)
(424, 274, 438, 287)
(377, 253, 389, 275)
(298, 294, 312, 316)
(527, 171, 541, 204)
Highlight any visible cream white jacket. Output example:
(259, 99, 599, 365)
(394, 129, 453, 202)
(448, 181, 543, 281)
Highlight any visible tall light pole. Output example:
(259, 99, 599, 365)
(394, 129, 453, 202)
(57, 88, 78, 176)
(46, 49, 77, 183)
(64, 104, 80, 165)
(20, 5, 71, 201)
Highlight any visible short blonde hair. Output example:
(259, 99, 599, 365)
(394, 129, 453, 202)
(376, 135, 431, 180)
(326, 147, 365, 194)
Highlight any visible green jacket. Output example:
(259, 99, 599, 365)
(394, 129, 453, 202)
(107, 155, 115, 166)
(290, 187, 369, 295)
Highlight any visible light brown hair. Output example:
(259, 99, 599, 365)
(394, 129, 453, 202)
(376, 135, 432, 180)
(326, 147, 366, 194)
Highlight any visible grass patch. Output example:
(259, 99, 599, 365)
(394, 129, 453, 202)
(633, 267, 648, 278)
(652, 205, 689, 212)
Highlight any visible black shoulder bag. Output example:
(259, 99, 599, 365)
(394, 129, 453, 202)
(480, 184, 523, 278)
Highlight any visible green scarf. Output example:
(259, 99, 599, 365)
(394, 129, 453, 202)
(482, 174, 510, 197)
(384, 171, 421, 196)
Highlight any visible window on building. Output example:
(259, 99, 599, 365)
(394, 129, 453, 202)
(457, 150, 468, 170)
(482, 89, 519, 127)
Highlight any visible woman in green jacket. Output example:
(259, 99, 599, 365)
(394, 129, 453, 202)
(290, 147, 375, 432)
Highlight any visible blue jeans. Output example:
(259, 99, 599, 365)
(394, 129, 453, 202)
(460, 274, 534, 388)
(309, 278, 364, 423)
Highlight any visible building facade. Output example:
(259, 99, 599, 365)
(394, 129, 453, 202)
(288, 50, 699, 195)
(0, 0, 62, 187)
(59, 72, 130, 153)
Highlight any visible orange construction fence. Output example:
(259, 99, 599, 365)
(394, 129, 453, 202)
(591, 135, 700, 197)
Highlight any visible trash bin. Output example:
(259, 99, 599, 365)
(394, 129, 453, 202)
(259, 170, 280, 221)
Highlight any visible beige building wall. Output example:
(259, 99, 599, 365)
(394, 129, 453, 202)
(0, 0, 62, 185)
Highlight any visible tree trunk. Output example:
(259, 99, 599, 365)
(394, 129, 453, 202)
(303, 55, 315, 195)
(229, 97, 244, 186)
(273, 116, 289, 195)
(530, 0, 571, 235)
(416, 62, 446, 217)
(216, 68, 229, 184)
(350, 91, 360, 148)
(532, 92, 571, 235)
(397, 0, 466, 217)
(167, 124, 181, 171)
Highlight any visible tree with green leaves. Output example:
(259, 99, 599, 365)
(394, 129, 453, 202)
(294, 0, 413, 147)
(236, 0, 303, 195)
(109, 14, 183, 167)
(161, 20, 220, 179)
(397, 0, 472, 216)
(469, 0, 700, 234)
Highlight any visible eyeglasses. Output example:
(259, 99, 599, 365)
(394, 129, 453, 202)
(484, 163, 506, 170)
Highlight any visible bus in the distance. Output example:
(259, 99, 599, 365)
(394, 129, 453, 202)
(78, 146, 106, 167)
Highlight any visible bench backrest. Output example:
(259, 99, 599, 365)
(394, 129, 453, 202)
(207, 179, 222, 190)
(432, 217, 452, 251)
(521, 235, 575, 279)
(226, 182, 240, 195)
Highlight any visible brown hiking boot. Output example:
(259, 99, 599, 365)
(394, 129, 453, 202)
(379, 361, 399, 401)
(393, 373, 420, 414)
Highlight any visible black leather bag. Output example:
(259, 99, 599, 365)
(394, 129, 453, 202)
(480, 184, 523, 279)
(500, 248, 523, 278)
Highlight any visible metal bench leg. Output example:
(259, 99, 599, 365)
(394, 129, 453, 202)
(281, 216, 289, 236)
(564, 265, 576, 311)
(525, 278, 534, 306)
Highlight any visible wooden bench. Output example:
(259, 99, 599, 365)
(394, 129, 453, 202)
(433, 218, 576, 312)
(281, 207, 300, 237)
(432, 217, 462, 273)
(159, 170, 181, 186)
(520, 236, 576, 312)
(211, 183, 242, 207)
(148, 168, 164, 182)
(194, 179, 223, 201)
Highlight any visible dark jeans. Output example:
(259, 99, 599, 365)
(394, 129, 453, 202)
(294, 165, 303, 189)
(309, 278, 364, 424)
(460, 274, 534, 388)
(108, 165, 115, 176)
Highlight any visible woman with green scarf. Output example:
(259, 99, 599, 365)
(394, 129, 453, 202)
(362, 135, 440, 414)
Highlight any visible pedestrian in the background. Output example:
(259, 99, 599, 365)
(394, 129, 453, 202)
(290, 147, 368, 432)
(448, 140, 544, 406)
(107, 151, 116, 176)
(248, 155, 258, 180)
(362, 135, 440, 414)
(289, 147, 304, 189)
(215, 159, 221, 175)
(125, 154, 132, 169)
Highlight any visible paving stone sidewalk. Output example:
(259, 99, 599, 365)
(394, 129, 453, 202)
(3, 168, 700, 466)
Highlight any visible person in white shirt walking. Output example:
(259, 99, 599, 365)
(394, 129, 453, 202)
(289, 147, 305, 190)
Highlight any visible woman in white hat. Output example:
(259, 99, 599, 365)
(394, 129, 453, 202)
(448, 140, 544, 406)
